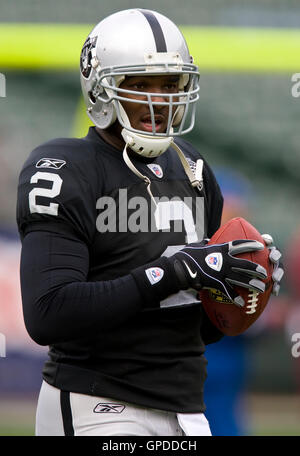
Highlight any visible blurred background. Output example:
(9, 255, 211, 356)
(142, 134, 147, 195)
(1, 0, 300, 436)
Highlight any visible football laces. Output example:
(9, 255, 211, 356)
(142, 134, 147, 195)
(246, 290, 259, 314)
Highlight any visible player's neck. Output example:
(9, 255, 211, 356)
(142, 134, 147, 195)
(95, 124, 125, 152)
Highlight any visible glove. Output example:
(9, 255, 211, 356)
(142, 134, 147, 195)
(261, 234, 284, 296)
(131, 238, 267, 309)
(169, 238, 268, 307)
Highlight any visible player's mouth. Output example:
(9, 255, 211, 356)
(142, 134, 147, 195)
(140, 114, 165, 133)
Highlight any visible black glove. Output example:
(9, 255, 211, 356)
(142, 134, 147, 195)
(170, 239, 267, 307)
(131, 238, 267, 309)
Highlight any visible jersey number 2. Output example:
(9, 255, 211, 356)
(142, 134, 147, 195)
(29, 172, 62, 216)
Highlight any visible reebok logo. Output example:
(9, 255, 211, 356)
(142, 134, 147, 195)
(36, 158, 66, 170)
(93, 403, 125, 413)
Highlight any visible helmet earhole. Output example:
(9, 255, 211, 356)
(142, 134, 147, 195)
(88, 91, 96, 104)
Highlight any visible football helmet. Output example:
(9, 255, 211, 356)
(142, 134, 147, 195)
(80, 9, 200, 158)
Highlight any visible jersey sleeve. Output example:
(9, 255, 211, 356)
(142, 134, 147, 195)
(16, 138, 99, 245)
(20, 229, 145, 345)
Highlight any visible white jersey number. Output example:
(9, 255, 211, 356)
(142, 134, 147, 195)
(154, 200, 200, 244)
(29, 172, 62, 216)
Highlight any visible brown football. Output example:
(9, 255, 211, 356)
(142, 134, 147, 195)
(198, 217, 274, 336)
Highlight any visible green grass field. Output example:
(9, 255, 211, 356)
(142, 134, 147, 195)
(247, 394, 300, 436)
(1, 394, 300, 436)
(0, 395, 36, 436)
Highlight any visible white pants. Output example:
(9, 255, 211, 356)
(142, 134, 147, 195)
(35, 381, 212, 436)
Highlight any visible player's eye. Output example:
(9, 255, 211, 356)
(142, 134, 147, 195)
(130, 83, 146, 91)
(163, 83, 179, 92)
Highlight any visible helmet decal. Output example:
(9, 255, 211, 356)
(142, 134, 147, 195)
(138, 9, 167, 52)
(80, 36, 98, 78)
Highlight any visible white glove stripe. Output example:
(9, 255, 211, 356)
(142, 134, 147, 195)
(229, 240, 264, 256)
(261, 234, 274, 246)
(226, 278, 265, 293)
(272, 267, 284, 283)
(269, 247, 282, 263)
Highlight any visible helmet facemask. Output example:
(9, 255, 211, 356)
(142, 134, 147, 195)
(80, 9, 203, 198)
(90, 54, 200, 157)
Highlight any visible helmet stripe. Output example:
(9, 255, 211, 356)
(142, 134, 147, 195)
(139, 9, 167, 52)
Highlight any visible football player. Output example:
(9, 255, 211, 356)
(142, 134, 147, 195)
(16, 9, 283, 436)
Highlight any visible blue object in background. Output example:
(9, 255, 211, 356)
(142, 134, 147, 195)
(204, 335, 249, 436)
(203, 167, 252, 436)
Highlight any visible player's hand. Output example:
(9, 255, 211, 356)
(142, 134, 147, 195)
(261, 234, 284, 296)
(169, 239, 268, 307)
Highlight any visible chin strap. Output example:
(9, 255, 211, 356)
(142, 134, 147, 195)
(122, 140, 203, 208)
(123, 144, 157, 207)
(170, 141, 203, 192)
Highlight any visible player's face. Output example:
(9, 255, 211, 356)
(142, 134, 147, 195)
(119, 75, 180, 134)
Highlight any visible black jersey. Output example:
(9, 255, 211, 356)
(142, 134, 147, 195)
(17, 127, 224, 413)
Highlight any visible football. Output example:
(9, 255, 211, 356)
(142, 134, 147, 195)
(198, 217, 274, 336)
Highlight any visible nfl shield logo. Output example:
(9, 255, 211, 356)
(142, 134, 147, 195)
(147, 163, 163, 178)
(151, 269, 162, 279)
(145, 267, 164, 285)
(205, 252, 223, 272)
(208, 256, 218, 266)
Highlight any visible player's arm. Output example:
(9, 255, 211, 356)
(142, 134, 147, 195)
(17, 141, 197, 346)
(21, 228, 233, 346)
(20, 229, 176, 345)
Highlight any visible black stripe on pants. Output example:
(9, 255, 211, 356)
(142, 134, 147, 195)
(60, 391, 74, 436)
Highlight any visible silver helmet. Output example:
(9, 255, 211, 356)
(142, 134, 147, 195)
(80, 9, 200, 157)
